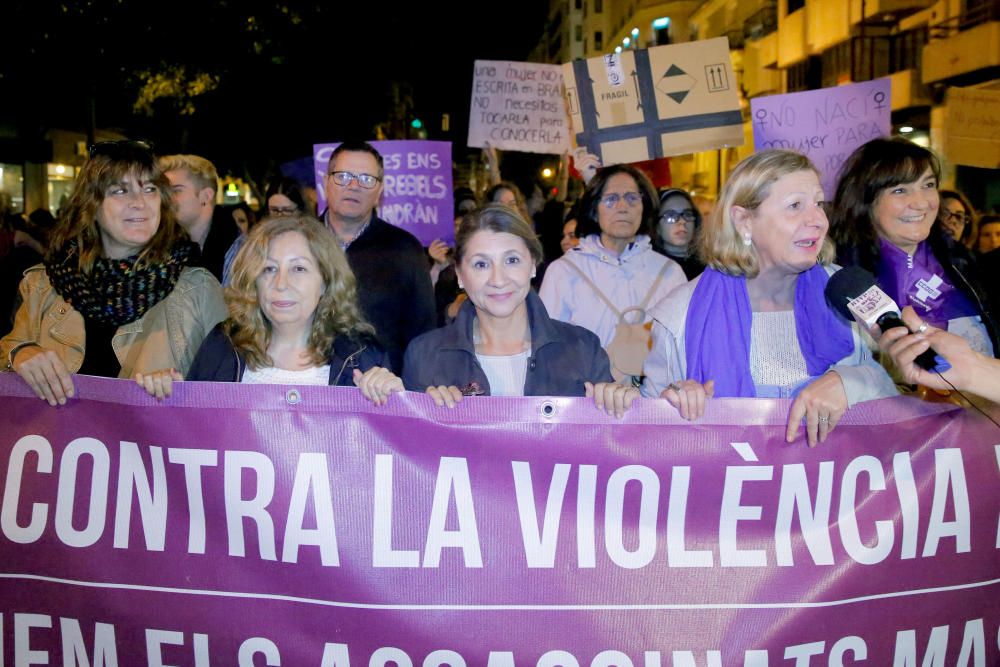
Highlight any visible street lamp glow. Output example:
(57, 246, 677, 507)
(615, 46, 622, 53)
(55, 165, 66, 175)
(631, 27, 639, 37)
(542, 168, 554, 179)
(623, 37, 630, 47)
(652, 17, 670, 29)
(900, 126, 914, 133)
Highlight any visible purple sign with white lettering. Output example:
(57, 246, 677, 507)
(313, 140, 454, 246)
(751, 79, 892, 198)
(1, 375, 998, 665)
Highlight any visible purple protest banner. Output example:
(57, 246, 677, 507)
(1, 374, 998, 665)
(750, 79, 891, 198)
(313, 140, 454, 247)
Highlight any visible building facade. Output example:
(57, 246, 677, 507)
(534, 0, 999, 209)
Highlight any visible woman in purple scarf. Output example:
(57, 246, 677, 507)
(830, 138, 999, 362)
(641, 150, 896, 446)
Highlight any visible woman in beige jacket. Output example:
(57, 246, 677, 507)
(1, 140, 226, 405)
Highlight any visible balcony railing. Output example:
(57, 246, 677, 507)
(744, 3, 778, 41)
(929, 0, 1000, 39)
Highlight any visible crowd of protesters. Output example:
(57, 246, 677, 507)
(1, 135, 999, 444)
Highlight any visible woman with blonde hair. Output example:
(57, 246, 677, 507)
(641, 149, 896, 446)
(1, 140, 226, 404)
(186, 215, 402, 404)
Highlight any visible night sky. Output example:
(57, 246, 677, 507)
(2, 1, 550, 178)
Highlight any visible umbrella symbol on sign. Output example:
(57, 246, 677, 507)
(657, 64, 696, 104)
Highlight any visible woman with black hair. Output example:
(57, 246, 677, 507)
(654, 188, 705, 279)
(829, 137, 998, 359)
(539, 164, 686, 381)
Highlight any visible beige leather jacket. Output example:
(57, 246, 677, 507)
(1, 265, 227, 378)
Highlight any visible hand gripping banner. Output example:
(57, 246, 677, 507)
(1, 375, 998, 666)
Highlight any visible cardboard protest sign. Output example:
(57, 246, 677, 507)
(313, 140, 454, 246)
(751, 79, 891, 197)
(563, 37, 744, 165)
(468, 60, 571, 155)
(945, 86, 1000, 169)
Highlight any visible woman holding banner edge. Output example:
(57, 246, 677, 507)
(402, 204, 639, 418)
(641, 149, 896, 446)
(186, 215, 403, 404)
(0, 140, 226, 404)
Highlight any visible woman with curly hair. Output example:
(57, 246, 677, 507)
(1, 139, 226, 404)
(186, 215, 403, 405)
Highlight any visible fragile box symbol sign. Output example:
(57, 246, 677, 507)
(562, 37, 744, 165)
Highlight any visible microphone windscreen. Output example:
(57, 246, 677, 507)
(824, 266, 879, 321)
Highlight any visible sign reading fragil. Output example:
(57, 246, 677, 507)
(562, 37, 744, 166)
(467, 60, 571, 155)
(313, 140, 454, 246)
(751, 79, 892, 198)
(0, 375, 998, 665)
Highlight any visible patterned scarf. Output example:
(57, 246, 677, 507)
(44, 241, 196, 327)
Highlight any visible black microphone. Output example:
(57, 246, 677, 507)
(824, 266, 946, 372)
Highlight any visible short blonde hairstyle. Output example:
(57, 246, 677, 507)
(224, 215, 374, 370)
(700, 149, 834, 278)
(158, 154, 219, 195)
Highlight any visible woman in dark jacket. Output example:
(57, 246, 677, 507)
(402, 204, 638, 417)
(654, 188, 705, 279)
(187, 215, 402, 405)
(830, 137, 999, 359)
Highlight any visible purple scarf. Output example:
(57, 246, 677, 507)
(876, 239, 978, 329)
(684, 266, 855, 397)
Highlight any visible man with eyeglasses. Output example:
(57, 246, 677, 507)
(159, 154, 237, 283)
(321, 141, 435, 372)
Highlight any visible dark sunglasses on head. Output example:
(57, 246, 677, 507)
(87, 139, 155, 159)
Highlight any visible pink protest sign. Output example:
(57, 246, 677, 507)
(751, 79, 892, 198)
(1, 375, 997, 664)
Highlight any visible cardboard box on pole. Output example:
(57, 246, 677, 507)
(562, 37, 744, 165)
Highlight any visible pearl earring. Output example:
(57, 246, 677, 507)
(743, 233, 752, 247)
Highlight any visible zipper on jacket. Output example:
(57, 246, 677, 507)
(336, 345, 367, 384)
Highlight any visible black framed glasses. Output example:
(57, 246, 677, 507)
(659, 208, 697, 224)
(600, 192, 642, 208)
(943, 210, 970, 225)
(329, 171, 381, 189)
(87, 139, 155, 159)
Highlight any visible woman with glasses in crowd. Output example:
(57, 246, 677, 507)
(1, 140, 227, 404)
(938, 189, 978, 249)
(403, 204, 638, 417)
(654, 188, 705, 279)
(187, 215, 402, 405)
(265, 177, 309, 218)
(642, 150, 896, 446)
(539, 164, 686, 381)
(830, 137, 999, 359)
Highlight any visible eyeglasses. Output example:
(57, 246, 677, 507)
(268, 205, 299, 216)
(329, 171, 381, 189)
(943, 211, 970, 225)
(600, 192, 642, 208)
(87, 139, 155, 159)
(660, 208, 697, 224)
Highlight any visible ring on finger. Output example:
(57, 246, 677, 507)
(916, 321, 928, 334)
(818, 415, 830, 424)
